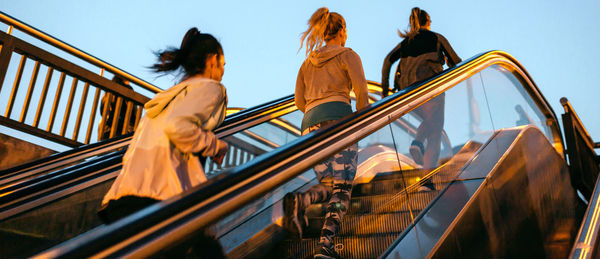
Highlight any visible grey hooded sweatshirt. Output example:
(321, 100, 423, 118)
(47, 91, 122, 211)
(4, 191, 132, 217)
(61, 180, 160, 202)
(102, 77, 227, 204)
(295, 44, 369, 116)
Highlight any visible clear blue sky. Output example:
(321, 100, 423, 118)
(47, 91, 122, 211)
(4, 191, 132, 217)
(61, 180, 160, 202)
(2, 0, 599, 140)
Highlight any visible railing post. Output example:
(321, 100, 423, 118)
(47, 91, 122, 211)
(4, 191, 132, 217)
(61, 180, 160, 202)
(0, 34, 14, 92)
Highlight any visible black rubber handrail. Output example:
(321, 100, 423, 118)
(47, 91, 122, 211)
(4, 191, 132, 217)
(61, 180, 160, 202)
(36, 51, 564, 258)
(0, 151, 124, 221)
(0, 150, 124, 206)
(0, 133, 131, 179)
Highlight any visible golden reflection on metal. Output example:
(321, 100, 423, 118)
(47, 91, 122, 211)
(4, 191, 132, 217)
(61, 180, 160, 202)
(33, 67, 53, 128)
(583, 194, 600, 252)
(241, 130, 279, 149)
(20, 60, 40, 122)
(121, 101, 133, 135)
(60, 77, 78, 137)
(85, 87, 101, 144)
(226, 107, 244, 116)
(5, 54, 26, 117)
(6, 25, 12, 35)
(73, 82, 90, 140)
(109, 97, 124, 139)
(268, 118, 301, 136)
(47, 72, 66, 132)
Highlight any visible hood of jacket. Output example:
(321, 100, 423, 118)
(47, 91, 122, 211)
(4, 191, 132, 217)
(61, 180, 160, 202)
(308, 44, 348, 67)
(144, 77, 219, 119)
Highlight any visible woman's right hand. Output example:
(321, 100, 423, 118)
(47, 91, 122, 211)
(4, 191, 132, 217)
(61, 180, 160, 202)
(381, 82, 390, 97)
(211, 140, 229, 165)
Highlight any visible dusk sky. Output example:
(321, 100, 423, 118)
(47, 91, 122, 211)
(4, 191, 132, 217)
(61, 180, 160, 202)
(2, 0, 599, 141)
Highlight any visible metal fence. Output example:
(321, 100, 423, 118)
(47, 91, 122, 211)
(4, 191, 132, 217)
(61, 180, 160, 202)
(0, 30, 150, 147)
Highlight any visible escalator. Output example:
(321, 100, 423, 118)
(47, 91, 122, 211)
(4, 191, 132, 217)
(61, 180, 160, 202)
(0, 83, 386, 257)
(35, 51, 586, 258)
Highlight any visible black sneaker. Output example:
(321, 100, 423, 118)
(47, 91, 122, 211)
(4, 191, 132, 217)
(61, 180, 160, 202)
(418, 179, 435, 191)
(410, 140, 425, 165)
(283, 192, 307, 238)
(314, 233, 342, 259)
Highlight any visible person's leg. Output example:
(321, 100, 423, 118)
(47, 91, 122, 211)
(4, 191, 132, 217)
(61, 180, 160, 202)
(410, 103, 431, 165)
(97, 195, 159, 224)
(422, 95, 445, 169)
(315, 143, 358, 259)
(284, 121, 334, 238)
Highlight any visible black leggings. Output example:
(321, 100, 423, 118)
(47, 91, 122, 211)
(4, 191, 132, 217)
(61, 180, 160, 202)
(98, 195, 159, 224)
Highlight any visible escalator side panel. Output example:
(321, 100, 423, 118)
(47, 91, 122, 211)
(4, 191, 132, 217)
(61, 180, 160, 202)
(429, 126, 577, 258)
(384, 127, 523, 258)
(0, 179, 113, 258)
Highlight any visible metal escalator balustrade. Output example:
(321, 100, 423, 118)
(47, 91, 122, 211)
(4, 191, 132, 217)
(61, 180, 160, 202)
(0, 133, 131, 187)
(0, 95, 300, 258)
(0, 81, 384, 218)
(0, 83, 385, 258)
(35, 50, 566, 258)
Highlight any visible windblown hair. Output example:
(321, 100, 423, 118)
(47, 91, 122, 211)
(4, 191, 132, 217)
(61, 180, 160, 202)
(398, 7, 431, 39)
(299, 7, 346, 56)
(151, 27, 223, 78)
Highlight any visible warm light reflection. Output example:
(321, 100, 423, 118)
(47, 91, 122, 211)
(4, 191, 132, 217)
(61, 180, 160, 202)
(226, 107, 244, 116)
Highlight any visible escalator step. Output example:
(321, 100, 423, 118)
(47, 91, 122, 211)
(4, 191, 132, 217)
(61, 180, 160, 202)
(303, 210, 417, 237)
(276, 233, 402, 259)
(275, 187, 440, 258)
(352, 171, 429, 196)
(304, 190, 438, 217)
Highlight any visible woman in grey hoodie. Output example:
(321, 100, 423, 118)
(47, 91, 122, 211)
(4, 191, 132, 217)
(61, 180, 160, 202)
(99, 28, 229, 225)
(286, 7, 369, 259)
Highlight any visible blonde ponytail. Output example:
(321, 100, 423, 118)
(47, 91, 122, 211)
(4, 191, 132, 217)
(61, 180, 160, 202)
(299, 7, 347, 56)
(398, 7, 430, 39)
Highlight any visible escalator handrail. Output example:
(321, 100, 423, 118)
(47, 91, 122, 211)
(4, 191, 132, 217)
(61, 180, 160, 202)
(570, 169, 600, 259)
(38, 50, 564, 258)
(0, 133, 132, 179)
(0, 151, 125, 221)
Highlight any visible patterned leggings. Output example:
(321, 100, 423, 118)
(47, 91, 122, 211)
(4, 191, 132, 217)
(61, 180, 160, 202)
(302, 120, 358, 238)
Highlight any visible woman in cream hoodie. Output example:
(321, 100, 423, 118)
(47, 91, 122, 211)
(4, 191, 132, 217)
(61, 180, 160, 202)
(286, 7, 369, 259)
(99, 28, 229, 224)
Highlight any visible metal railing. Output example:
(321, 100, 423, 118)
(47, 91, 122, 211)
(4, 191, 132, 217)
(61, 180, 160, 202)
(0, 11, 163, 148)
(0, 11, 161, 93)
(0, 30, 149, 147)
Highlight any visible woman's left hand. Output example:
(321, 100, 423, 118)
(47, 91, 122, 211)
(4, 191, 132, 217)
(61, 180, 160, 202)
(211, 140, 229, 165)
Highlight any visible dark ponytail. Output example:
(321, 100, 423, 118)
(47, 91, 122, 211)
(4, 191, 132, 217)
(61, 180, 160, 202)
(398, 7, 431, 39)
(151, 27, 223, 78)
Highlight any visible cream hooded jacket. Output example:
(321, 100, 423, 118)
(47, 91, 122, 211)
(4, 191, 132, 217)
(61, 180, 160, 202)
(295, 44, 369, 113)
(102, 77, 227, 204)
